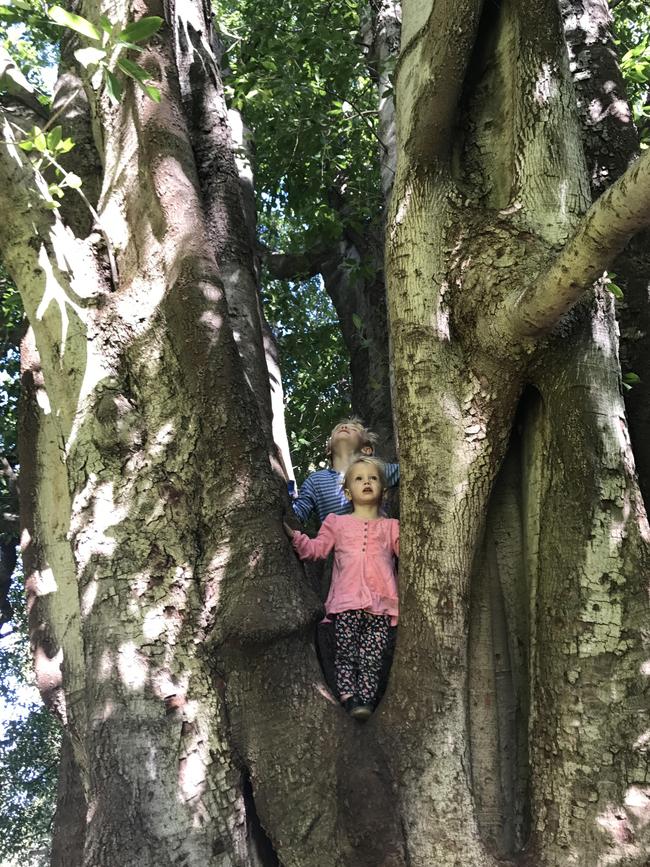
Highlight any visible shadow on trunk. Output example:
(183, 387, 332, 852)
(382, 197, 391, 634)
(469, 387, 543, 860)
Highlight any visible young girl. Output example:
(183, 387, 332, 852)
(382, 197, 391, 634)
(284, 456, 399, 720)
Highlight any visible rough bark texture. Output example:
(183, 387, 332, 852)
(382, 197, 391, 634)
(1, 0, 649, 865)
(385, 0, 650, 865)
(2, 2, 404, 865)
(560, 0, 650, 507)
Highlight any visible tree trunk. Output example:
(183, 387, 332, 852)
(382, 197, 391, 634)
(560, 0, 650, 506)
(1, 0, 649, 865)
(385, 0, 650, 865)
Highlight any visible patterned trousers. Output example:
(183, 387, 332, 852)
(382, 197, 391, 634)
(335, 609, 391, 705)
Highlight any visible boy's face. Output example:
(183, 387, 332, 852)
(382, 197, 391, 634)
(330, 421, 365, 453)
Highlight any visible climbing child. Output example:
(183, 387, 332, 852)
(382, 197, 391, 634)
(284, 456, 399, 720)
(291, 417, 399, 525)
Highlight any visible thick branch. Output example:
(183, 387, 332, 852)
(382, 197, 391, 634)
(395, 0, 484, 166)
(262, 241, 337, 281)
(0, 45, 49, 120)
(508, 147, 650, 337)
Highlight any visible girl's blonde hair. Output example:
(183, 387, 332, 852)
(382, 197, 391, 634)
(343, 455, 388, 493)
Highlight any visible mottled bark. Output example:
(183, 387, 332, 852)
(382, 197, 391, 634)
(171, 1, 291, 481)
(560, 0, 650, 506)
(1, 0, 649, 865)
(1, 2, 405, 865)
(385, 0, 650, 865)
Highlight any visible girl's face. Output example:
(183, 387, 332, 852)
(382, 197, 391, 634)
(345, 462, 383, 506)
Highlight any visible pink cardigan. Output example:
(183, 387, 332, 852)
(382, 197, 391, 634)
(291, 513, 400, 625)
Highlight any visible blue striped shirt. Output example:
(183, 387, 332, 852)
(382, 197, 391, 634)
(292, 463, 400, 525)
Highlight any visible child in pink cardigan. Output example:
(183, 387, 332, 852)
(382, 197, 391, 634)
(284, 456, 399, 720)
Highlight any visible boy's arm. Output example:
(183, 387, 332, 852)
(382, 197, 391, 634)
(290, 514, 337, 561)
(291, 475, 317, 523)
(385, 462, 400, 487)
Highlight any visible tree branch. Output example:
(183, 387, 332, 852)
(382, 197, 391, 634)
(262, 241, 337, 281)
(508, 147, 650, 337)
(0, 44, 49, 120)
(395, 0, 484, 166)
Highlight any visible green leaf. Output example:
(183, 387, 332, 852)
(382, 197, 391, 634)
(18, 140, 34, 152)
(116, 16, 163, 43)
(117, 57, 150, 83)
(48, 5, 101, 41)
(33, 131, 47, 152)
(111, 41, 143, 52)
(607, 281, 624, 300)
(141, 83, 161, 102)
(43, 200, 60, 209)
(623, 372, 641, 385)
(74, 46, 106, 68)
(48, 183, 64, 198)
(104, 69, 123, 104)
(46, 125, 62, 150)
(57, 137, 75, 154)
(352, 313, 363, 330)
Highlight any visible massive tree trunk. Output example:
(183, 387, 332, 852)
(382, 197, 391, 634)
(1, 1, 649, 866)
(385, 0, 650, 866)
(560, 0, 650, 505)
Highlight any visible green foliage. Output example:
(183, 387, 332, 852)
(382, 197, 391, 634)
(47, 5, 163, 104)
(0, 268, 21, 539)
(263, 272, 351, 481)
(0, 572, 61, 866)
(215, 0, 382, 249)
(622, 370, 641, 389)
(16, 123, 81, 206)
(215, 0, 377, 475)
(0, 0, 59, 93)
(613, 1, 650, 147)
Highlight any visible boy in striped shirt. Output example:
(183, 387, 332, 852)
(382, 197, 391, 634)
(292, 418, 399, 525)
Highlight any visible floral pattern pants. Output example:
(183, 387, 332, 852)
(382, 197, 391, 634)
(335, 609, 391, 705)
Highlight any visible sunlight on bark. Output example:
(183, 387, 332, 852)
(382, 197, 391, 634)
(534, 62, 558, 104)
(80, 579, 98, 618)
(35, 244, 79, 356)
(596, 790, 650, 865)
(116, 641, 148, 690)
(70, 479, 123, 573)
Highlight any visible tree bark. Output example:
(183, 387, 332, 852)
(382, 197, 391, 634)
(1, 0, 649, 865)
(559, 0, 650, 506)
(385, 0, 650, 865)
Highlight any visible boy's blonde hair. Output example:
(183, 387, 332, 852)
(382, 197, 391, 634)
(342, 455, 388, 493)
(326, 417, 378, 463)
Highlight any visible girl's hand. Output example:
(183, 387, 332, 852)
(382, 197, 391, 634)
(283, 521, 295, 539)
